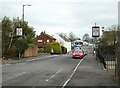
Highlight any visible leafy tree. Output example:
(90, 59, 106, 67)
(2, 16, 35, 58)
(13, 18, 35, 43)
(99, 25, 118, 46)
(2, 16, 13, 57)
(98, 25, 118, 54)
(82, 33, 90, 42)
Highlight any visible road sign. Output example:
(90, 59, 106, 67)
(92, 26, 100, 37)
(16, 27, 23, 36)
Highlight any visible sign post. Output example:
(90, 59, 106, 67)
(16, 27, 23, 58)
(92, 23, 100, 57)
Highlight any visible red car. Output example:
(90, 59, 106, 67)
(72, 50, 85, 59)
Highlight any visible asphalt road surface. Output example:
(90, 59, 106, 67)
(2, 46, 117, 87)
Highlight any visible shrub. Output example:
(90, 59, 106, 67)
(52, 44, 62, 54)
(38, 48, 44, 53)
(45, 43, 52, 53)
(45, 41, 62, 54)
(6, 45, 17, 59)
(61, 46, 67, 54)
(98, 45, 115, 55)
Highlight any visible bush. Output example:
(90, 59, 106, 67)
(52, 44, 62, 54)
(98, 45, 115, 55)
(45, 43, 52, 53)
(61, 46, 67, 54)
(38, 48, 44, 53)
(45, 41, 62, 54)
(5, 45, 17, 59)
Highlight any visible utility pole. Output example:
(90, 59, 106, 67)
(0, 22, 2, 59)
(22, 4, 31, 21)
(116, 2, 120, 87)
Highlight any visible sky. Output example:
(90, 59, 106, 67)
(0, 0, 119, 39)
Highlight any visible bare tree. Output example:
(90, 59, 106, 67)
(68, 32, 76, 42)
(58, 33, 69, 41)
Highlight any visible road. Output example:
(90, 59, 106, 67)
(2, 46, 117, 87)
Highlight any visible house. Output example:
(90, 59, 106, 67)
(34, 33, 56, 48)
(52, 34, 71, 52)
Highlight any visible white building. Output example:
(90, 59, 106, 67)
(52, 34, 71, 52)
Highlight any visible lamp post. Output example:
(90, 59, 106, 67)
(22, 4, 31, 21)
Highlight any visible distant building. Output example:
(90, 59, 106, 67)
(72, 39, 83, 49)
(34, 33, 56, 48)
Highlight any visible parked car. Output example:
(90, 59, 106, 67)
(72, 49, 85, 59)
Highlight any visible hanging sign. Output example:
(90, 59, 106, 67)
(16, 27, 23, 36)
(92, 26, 100, 37)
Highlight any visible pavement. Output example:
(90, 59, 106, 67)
(66, 54, 118, 87)
(2, 54, 59, 65)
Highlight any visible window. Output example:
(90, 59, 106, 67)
(47, 39, 49, 43)
(38, 40, 42, 43)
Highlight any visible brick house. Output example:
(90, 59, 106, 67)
(34, 33, 56, 48)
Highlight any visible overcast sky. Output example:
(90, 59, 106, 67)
(0, 0, 119, 38)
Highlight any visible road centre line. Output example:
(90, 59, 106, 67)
(62, 59, 84, 88)
(46, 68, 63, 81)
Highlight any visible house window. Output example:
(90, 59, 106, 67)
(47, 39, 49, 43)
(38, 40, 42, 43)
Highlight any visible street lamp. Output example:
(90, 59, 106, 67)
(22, 4, 31, 21)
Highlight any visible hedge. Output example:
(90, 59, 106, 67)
(45, 41, 62, 54)
(61, 46, 67, 54)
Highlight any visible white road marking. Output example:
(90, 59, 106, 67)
(5, 76, 14, 81)
(14, 72, 26, 78)
(26, 59, 38, 62)
(4, 72, 26, 82)
(16, 63, 26, 65)
(62, 59, 84, 88)
(2, 64, 11, 67)
(46, 68, 63, 82)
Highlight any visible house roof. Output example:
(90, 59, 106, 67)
(40, 33, 56, 40)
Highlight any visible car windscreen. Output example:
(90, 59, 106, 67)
(74, 50, 83, 53)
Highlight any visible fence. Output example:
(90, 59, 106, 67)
(97, 50, 115, 70)
(24, 46, 38, 57)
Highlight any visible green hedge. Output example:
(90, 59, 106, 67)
(45, 41, 62, 54)
(61, 46, 67, 54)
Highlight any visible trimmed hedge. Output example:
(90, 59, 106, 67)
(45, 41, 62, 54)
(61, 46, 67, 54)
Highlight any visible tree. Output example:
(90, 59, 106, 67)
(82, 33, 90, 42)
(68, 32, 76, 42)
(2, 16, 13, 57)
(2, 16, 36, 58)
(98, 25, 118, 54)
(13, 18, 35, 43)
(58, 33, 69, 41)
(100, 25, 118, 46)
